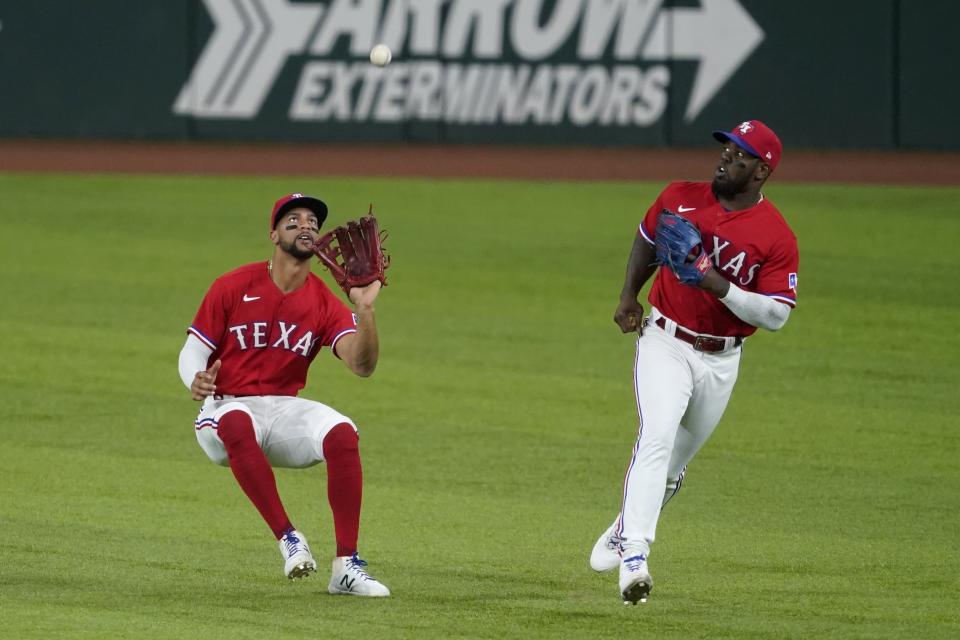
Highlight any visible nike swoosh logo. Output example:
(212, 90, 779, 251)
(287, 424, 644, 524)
(678, 206, 696, 213)
(242, 294, 261, 302)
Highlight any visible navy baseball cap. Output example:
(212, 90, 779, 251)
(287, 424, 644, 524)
(713, 120, 782, 171)
(270, 193, 328, 230)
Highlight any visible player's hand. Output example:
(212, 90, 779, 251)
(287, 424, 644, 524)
(614, 298, 645, 334)
(349, 280, 382, 309)
(191, 359, 221, 401)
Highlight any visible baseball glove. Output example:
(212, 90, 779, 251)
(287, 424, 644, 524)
(654, 210, 712, 285)
(312, 206, 390, 295)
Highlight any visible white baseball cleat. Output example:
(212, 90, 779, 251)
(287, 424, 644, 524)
(589, 521, 622, 572)
(279, 529, 317, 579)
(328, 554, 391, 597)
(619, 553, 653, 605)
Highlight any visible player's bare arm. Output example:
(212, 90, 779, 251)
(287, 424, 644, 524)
(190, 359, 221, 400)
(696, 267, 730, 298)
(336, 281, 382, 377)
(614, 234, 658, 333)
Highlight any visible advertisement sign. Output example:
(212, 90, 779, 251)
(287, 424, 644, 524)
(174, 0, 764, 131)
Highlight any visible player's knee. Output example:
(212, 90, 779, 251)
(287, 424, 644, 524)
(323, 422, 359, 460)
(638, 439, 672, 462)
(217, 410, 256, 448)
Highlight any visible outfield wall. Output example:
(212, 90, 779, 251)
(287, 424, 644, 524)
(0, 0, 956, 150)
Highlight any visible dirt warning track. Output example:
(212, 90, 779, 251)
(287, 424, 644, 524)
(1, 140, 957, 186)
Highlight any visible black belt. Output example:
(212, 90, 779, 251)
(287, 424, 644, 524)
(652, 316, 742, 353)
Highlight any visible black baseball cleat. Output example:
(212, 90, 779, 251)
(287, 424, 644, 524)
(621, 579, 652, 605)
(619, 554, 653, 605)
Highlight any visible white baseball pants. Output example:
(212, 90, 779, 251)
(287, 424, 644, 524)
(194, 395, 357, 468)
(616, 309, 742, 557)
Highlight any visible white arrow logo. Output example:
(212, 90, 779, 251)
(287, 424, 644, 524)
(173, 0, 323, 118)
(643, 0, 764, 121)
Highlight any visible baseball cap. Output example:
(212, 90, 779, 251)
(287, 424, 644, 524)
(270, 193, 328, 230)
(712, 120, 782, 171)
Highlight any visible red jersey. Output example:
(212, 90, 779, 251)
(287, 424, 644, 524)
(187, 262, 357, 396)
(639, 181, 799, 337)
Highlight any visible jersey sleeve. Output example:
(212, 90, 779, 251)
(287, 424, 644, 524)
(755, 234, 799, 307)
(188, 279, 230, 349)
(638, 187, 669, 244)
(318, 293, 359, 355)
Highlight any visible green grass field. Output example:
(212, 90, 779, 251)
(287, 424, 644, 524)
(1, 172, 957, 639)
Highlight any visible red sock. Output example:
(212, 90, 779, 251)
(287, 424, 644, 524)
(323, 423, 363, 557)
(217, 411, 293, 539)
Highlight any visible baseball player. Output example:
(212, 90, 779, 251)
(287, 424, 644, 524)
(590, 121, 799, 605)
(177, 193, 390, 597)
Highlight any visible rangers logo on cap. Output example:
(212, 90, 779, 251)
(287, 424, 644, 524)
(713, 119, 783, 172)
(270, 193, 329, 230)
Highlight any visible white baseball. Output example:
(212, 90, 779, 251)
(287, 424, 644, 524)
(369, 44, 392, 67)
